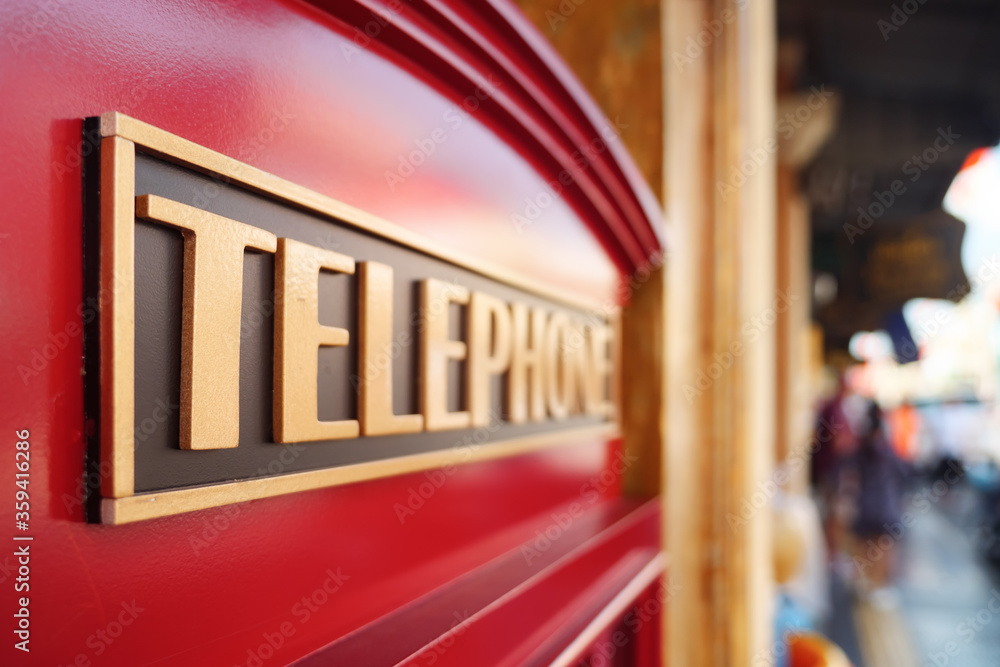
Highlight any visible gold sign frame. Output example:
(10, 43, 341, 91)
(96, 112, 620, 525)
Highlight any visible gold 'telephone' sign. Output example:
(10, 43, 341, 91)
(88, 113, 618, 524)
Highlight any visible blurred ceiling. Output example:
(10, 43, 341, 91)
(779, 0, 1000, 350)
(780, 0, 1000, 225)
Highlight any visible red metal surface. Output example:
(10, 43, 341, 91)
(292, 499, 659, 666)
(302, 0, 664, 273)
(395, 499, 661, 667)
(0, 0, 663, 665)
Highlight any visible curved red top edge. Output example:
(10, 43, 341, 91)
(301, 0, 665, 276)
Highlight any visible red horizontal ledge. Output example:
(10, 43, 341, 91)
(291, 498, 662, 666)
(301, 0, 664, 276)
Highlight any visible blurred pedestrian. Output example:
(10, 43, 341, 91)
(845, 401, 910, 608)
(811, 372, 856, 561)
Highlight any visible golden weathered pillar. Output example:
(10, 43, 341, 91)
(663, 0, 777, 664)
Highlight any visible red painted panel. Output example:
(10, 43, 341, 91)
(292, 499, 656, 665)
(395, 500, 661, 667)
(0, 0, 662, 665)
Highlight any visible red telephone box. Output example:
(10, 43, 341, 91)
(0, 1, 665, 665)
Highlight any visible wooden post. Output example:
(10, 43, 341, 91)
(663, 0, 777, 663)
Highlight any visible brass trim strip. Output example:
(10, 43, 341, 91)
(99, 111, 613, 314)
(100, 135, 136, 498)
(101, 424, 619, 525)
